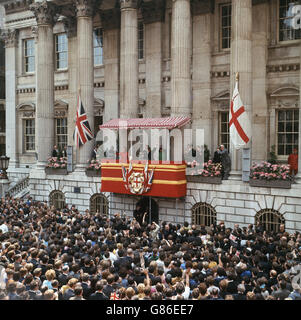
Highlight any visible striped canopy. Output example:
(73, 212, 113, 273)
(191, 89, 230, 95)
(99, 116, 191, 130)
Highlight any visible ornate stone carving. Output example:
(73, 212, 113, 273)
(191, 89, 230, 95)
(100, 8, 121, 30)
(4, 0, 34, 15)
(54, 110, 67, 118)
(269, 86, 299, 109)
(1, 29, 19, 48)
(31, 26, 38, 42)
(211, 71, 230, 78)
(29, 1, 58, 26)
(267, 64, 300, 73)
(191, 0, 214, 16)
(23, 111, 35, 118)
(74, 0, 98, 18)
(141, 0, 165, 24)
(120, 0, 138, 10)
(62, 16, 77, 38)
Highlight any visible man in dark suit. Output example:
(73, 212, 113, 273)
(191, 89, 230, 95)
(58, 265, 70, 287)
(103, 274, 115, 298)
(89, 282, 109, 300)
(90, 145, 98, 160)
(81, 274, 92, 300)
(272, 280, 291, 300)
(52, 145, 60, 157)
(61, 146, 67, 158)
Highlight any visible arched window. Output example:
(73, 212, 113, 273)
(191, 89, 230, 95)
(49, 190, 65, 210)
(90, 193, 108, 215)
(191, 202, 217, 227)
(255, 209, 285, 233)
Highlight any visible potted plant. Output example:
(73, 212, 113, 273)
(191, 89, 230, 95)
(186, 160, 222, 184)
(45, 157, 68, 175)
(249, 161, 292, 189)
(86, 159, 102, 177)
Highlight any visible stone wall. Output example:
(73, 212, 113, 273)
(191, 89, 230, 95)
(29, 169, 106, 214)
(186, 181, 301, 233)
(28, 170, 301, 233)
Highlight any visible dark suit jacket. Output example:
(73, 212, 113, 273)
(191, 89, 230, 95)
(89, 291, 109, 300)
(81, 282, 92, 300)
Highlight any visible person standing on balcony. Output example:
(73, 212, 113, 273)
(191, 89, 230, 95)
(52, 145, 60, 158)
(213, 146, 221, 164)
(218, 145, 231, 180)
(61, 146, 67, 158)
(90, 145, 98, 160)
(288, 148, 298, 180)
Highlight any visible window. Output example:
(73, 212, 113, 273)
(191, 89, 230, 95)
(56, 118, 68, 151)
(279, 0, 301, 41)
(93, 28, 103, 66)
(256, 209, 285, 233)
(191, 202, 217, 227)
(0, 136, 5, 156)
(277, 109, 299, 156)
(24, 39, 35, 73)
(220, 3, 232, 49)
(94, 116, 103, 138)
(55, 33, 68, 70)
(219, 111, 230, 151)
(24, 119, 35, 152)
(0, 108, 5, 133)
(138, 21, 144, 60)
(90, 193, 108, 215)
(49, 190, 66, 210)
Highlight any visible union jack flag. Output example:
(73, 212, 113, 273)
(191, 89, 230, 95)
(73, 95, 93, 148)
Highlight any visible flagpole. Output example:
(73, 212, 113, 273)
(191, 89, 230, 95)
(229, 72, 241, 181)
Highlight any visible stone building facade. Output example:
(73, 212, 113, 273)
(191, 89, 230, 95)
(1, 0, 301, 233)
(0, 4, 5, 156)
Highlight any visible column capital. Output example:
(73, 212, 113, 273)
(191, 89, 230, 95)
(141, 0, 166, 24)
(29, 1, 58, 26)
(74, 0, 99, 18)
(120, 0, 138, 10)
(62, 16, 77, 38)
(190, 0, 214, 16)
(100, 8, 121, 30)
(1, 29, 19, 48)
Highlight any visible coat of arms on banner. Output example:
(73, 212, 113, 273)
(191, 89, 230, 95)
(121, 162, 154, 194)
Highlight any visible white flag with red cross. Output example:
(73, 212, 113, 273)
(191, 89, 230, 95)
(229, 80, 252, 150)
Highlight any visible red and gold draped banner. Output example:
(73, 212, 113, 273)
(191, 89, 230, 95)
(100, 161, 187, 198)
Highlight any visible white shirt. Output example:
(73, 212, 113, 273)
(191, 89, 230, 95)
(0, 224, 8, 234)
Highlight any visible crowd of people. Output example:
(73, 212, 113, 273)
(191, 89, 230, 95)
(0, 196, 301, 301)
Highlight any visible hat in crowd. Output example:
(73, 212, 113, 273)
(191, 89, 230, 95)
(175, 252, 183, 259)
(62, 265, 69, 272)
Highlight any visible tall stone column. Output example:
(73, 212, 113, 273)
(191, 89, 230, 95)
(252, 0, 268, 163)
(141, 0, 165, 118)
(171, 0, 192, 117)
(3, 29, 18, 170)
(101, 8, 120, 122)
(30, 1, 56, 168)
(120, 0, 139, 119)
(63, 16, 78, 161)
(229, 0, 252, 180)
(75, 0, 95, 167)
(191, 0, 214, 152)
(297, 43, 301, 184)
